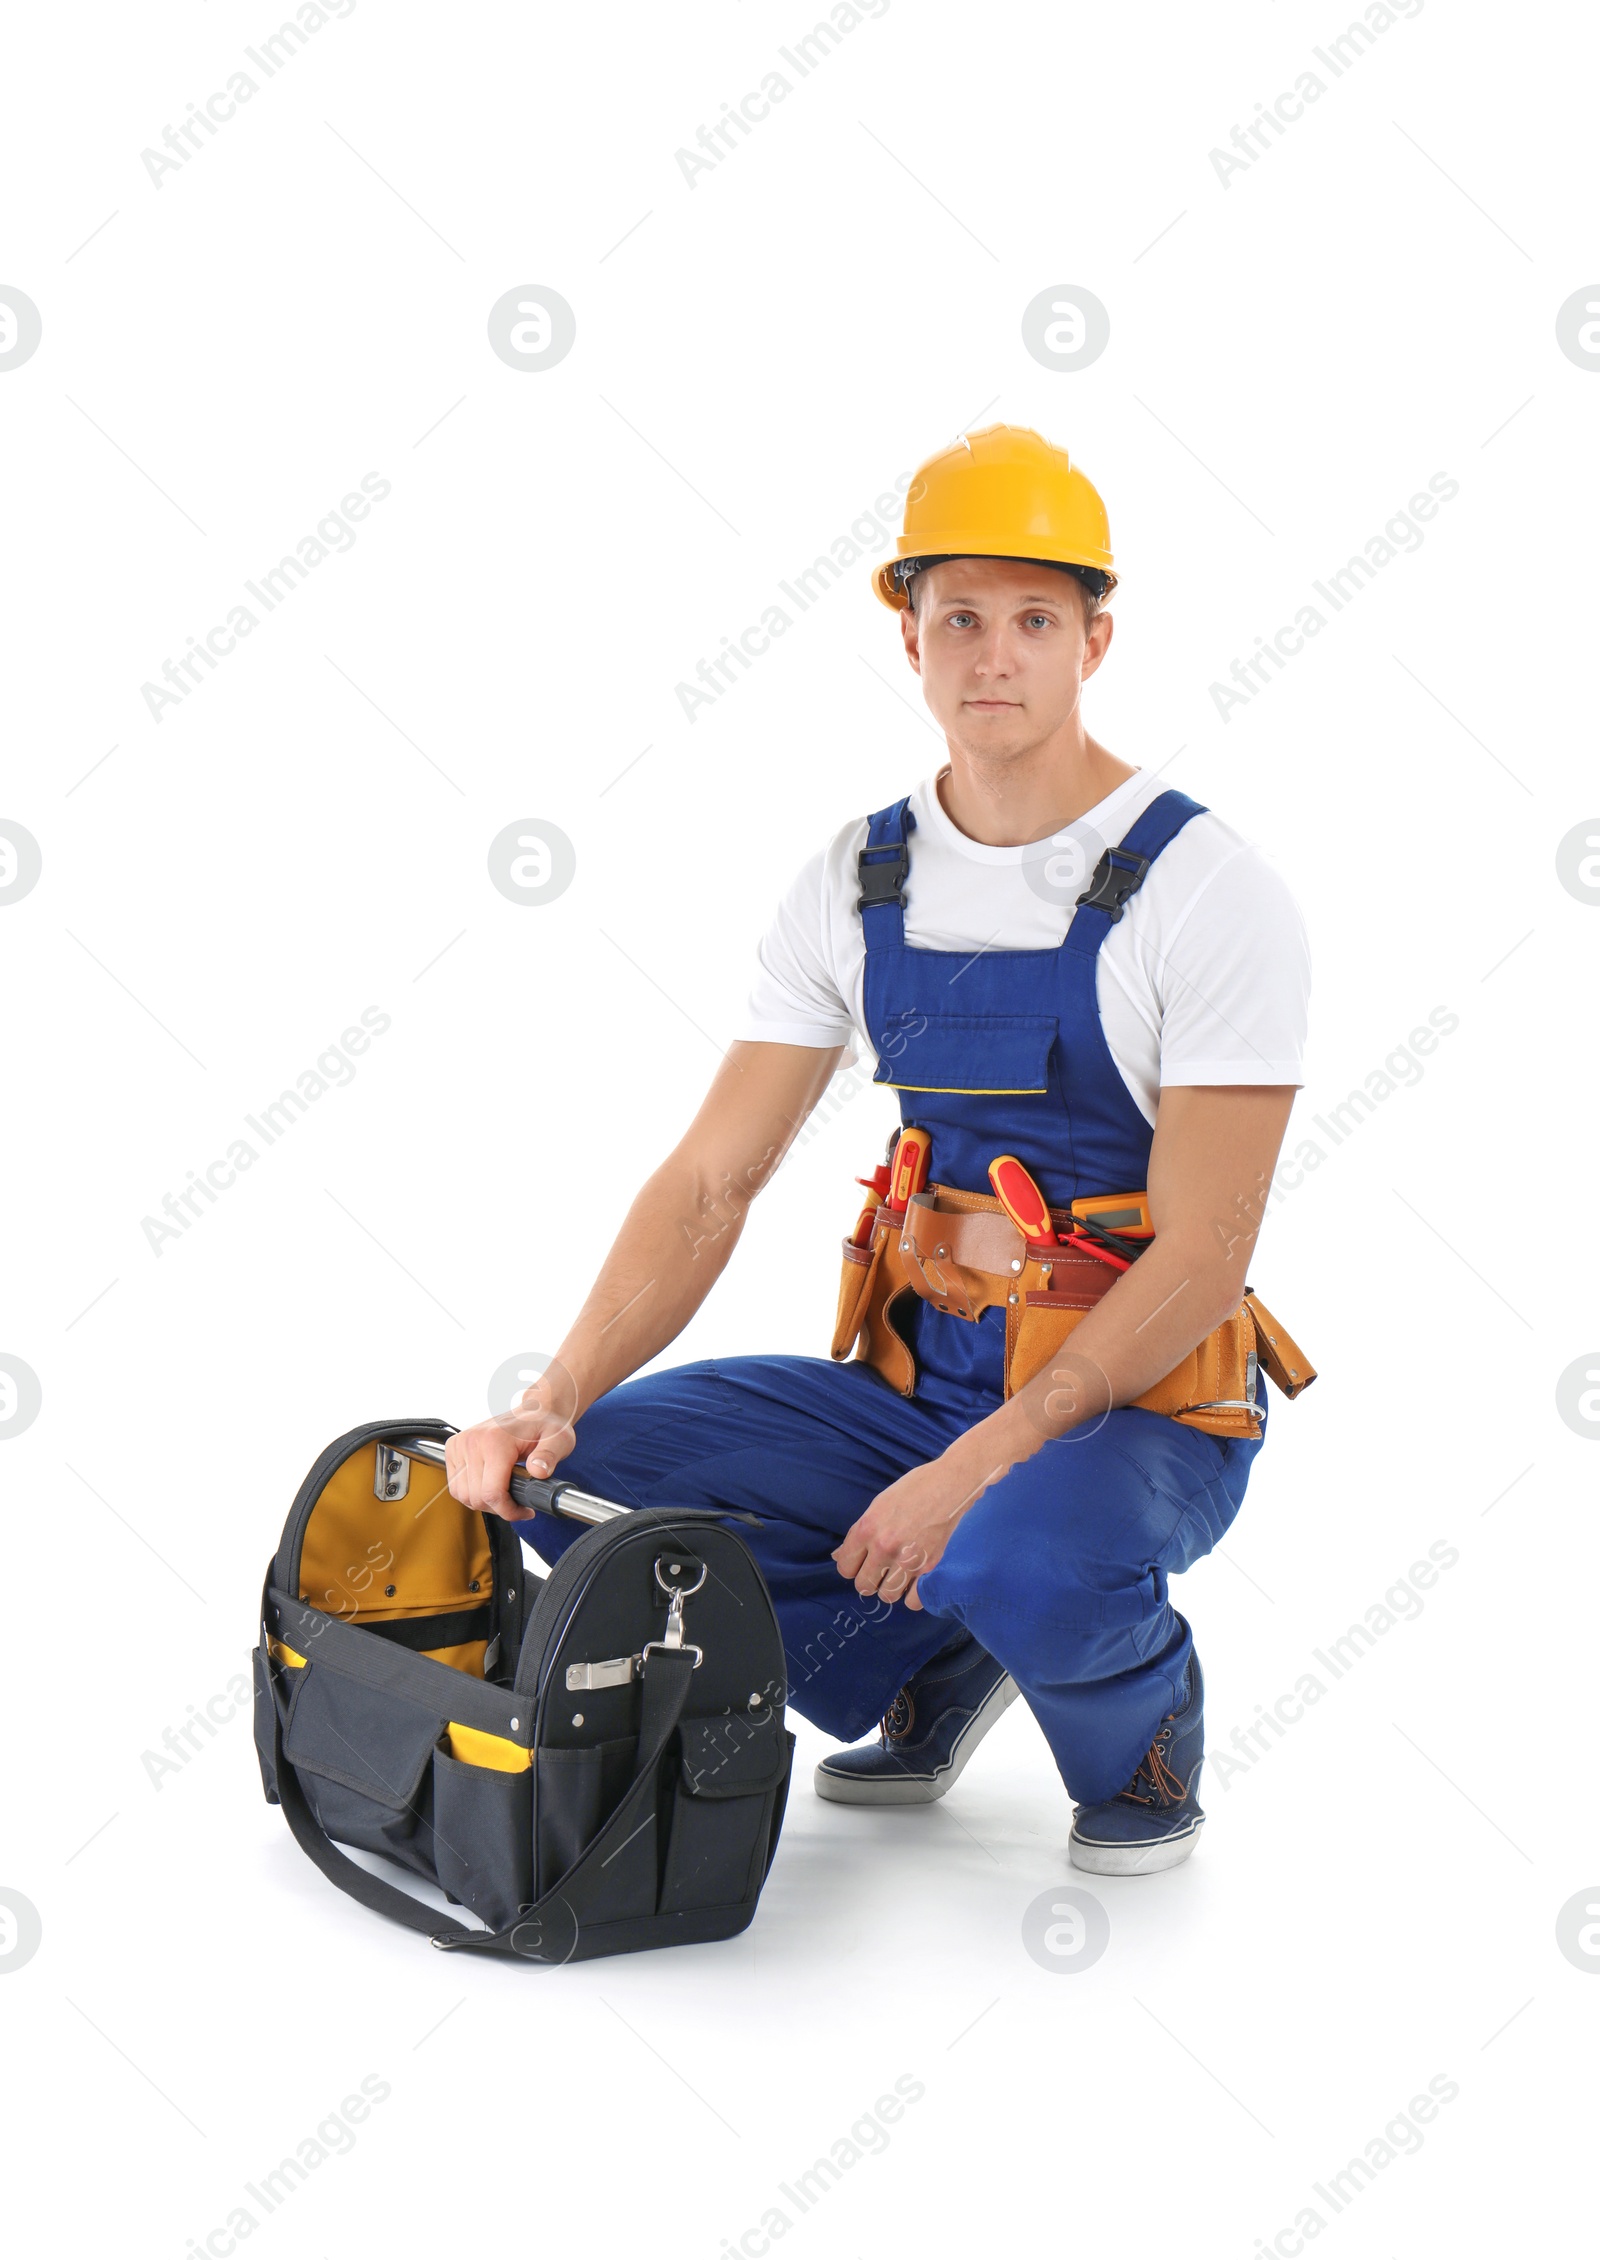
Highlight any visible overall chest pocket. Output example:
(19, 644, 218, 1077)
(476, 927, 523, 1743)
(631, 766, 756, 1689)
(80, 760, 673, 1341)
(870, 1012, 1058, 1096)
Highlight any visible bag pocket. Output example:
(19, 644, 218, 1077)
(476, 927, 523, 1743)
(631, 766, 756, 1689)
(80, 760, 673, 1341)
(660, 1713, 792, 1916)
(533, 1734, 659, 1924)
(1163, 1304, 1260, 1437)
(535, 1735, 635, 1878)
(1009, 1295, 1261, 1439)
(432, 1745, 534, 1930)
(871, 1011, 1057, 1096)
(1007, 1292, 1092, 1401)
(1125, 1304, 1257, 1435)
(831, 1229, 883, 1360)
(282, 1659, 441, 1873)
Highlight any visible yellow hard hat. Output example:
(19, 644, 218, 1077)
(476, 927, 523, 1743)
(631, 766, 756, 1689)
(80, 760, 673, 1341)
(871, 423, 1117, 611)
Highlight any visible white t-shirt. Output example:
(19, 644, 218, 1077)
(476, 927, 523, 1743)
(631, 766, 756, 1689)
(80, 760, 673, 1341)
(736, 765, 1309, 1124)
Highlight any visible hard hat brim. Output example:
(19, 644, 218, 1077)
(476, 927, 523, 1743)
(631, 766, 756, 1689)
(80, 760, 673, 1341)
(871, 542, 1119, 612)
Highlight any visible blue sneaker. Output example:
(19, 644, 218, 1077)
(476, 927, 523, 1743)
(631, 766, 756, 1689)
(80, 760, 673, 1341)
(814, 1630, 1019, 1806)
(1068, 1655, 1207, 1875)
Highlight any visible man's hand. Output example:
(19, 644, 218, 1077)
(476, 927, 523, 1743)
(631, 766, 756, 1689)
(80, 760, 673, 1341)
(445, 1380, 577, 1521)
(832, 1449, 1002, 1609)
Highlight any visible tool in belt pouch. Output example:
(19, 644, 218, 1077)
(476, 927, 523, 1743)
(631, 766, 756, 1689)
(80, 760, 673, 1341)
(832, 1175, 1316, 1441)
(254, 1419, 794, 1963)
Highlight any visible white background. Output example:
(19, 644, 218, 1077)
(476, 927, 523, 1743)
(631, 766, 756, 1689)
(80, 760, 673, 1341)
(3, 0, 1597, 2252)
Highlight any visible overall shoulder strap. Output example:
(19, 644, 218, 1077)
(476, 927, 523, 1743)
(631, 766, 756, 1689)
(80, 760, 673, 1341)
(1067, 787, 1208, 950)
(856, 797, 916, 951)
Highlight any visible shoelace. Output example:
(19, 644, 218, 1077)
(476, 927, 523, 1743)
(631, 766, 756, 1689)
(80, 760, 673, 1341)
(881, 1689, 914, 1743)
(1117, 1720, 1187, 1807)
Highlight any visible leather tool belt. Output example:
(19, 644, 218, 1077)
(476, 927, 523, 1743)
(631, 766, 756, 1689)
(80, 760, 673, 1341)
(830, 1182, 1316, 1442)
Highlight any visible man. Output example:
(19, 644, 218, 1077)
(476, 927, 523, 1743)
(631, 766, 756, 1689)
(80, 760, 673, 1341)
(447, 424, 1312, 1874)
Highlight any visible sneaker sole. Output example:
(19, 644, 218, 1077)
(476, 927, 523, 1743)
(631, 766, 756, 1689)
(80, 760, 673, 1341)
(1068, 1818, 1204, 1875)
(813, 1673, 1020, 1806)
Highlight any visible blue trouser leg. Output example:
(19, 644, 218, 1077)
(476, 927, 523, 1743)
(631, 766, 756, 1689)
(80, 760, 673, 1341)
(914, 1402, 1262, 1803)
(519, 1352, 1264, 1796)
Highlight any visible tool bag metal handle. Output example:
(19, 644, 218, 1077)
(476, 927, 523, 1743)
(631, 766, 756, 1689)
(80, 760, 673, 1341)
(389, 1433, 629, 1525)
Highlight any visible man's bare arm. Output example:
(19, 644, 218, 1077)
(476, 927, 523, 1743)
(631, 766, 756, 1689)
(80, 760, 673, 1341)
(446, 1040, 844, 1514)
(553, 1039, 845, 1416)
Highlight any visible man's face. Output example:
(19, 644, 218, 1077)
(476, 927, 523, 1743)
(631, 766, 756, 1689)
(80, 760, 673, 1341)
(900, 556, 1112, 760)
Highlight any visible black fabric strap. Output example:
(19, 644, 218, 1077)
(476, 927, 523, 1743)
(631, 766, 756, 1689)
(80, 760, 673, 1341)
(268, 1587, 529, 1740)
(358, 1606, 493, 1654)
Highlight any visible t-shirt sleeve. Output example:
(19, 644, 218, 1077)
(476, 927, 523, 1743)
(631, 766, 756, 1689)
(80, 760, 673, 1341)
(734, 844, 858, 1054)
(1140, 844, 1310, 1086)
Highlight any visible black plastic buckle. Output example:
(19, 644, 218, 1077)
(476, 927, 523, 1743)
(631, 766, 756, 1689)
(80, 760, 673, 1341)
(857, 841, 910, 911)
(1076, 846, 1151, 923)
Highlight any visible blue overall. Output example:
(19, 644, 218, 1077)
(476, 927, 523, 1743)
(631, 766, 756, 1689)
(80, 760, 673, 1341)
(521, 789, 1266, 1805)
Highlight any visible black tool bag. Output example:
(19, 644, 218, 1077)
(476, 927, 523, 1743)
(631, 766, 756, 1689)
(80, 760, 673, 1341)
(253, 1417, 795, 1963)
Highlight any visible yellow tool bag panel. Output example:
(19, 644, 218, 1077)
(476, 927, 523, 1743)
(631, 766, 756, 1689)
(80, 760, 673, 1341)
(254, 1417, 794, 1964)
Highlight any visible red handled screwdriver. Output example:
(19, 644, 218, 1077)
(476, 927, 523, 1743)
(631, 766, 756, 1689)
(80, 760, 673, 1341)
(888, 1126, 932, 1212)
(987, 1154, 1055, 1244)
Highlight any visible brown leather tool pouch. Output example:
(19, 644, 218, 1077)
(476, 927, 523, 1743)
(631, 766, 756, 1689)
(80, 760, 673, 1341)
(1006, 1291, 1263, 1441)
(831, 1210, 918, 1395)
(897, 1190, 1024, 1323)
(1004, 1251, 1115, 1404)
(1131, 1302, 1262, 1440)
(831, 1232, 882, 1361)
(1242, 1290, 1316, 1398)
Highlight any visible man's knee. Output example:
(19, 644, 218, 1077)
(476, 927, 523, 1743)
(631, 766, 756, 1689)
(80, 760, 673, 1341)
(926, 1546, 1132, 1642)
(929, 1468, 1172, 1632)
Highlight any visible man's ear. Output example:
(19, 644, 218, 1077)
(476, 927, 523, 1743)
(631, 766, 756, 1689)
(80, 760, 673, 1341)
(1080, 608, 1114, 684)
(900, 601, 922, 675)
